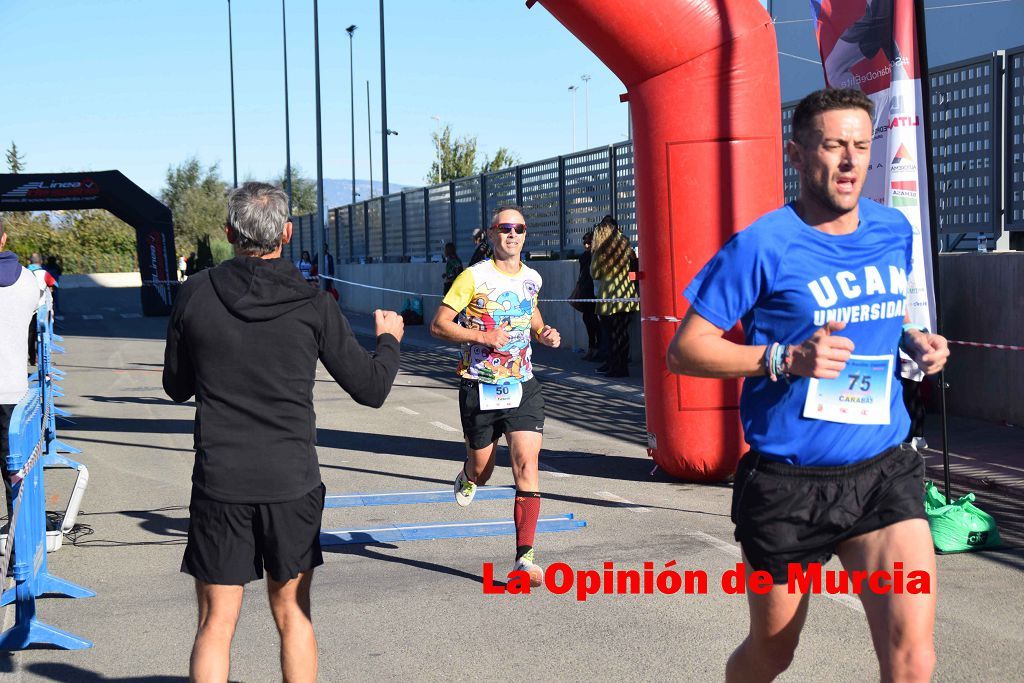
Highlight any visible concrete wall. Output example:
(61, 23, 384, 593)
(335, 261, 643, 360)
(60, 272, 142, 288)
(939, 252, 1024, 425)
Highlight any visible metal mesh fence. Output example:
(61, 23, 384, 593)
(453, 177, 482, 262)
(367, 198, 383, 260)
(520, 157, 561, 253)
(404, 190, 427, 259)
(385, 194, 403, 260)
(426, 184, 452, 261)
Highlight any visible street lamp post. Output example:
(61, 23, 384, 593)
(568, 85, 578, 152)
(379, 0, 391, 196)
(346, 25, 357, 207)
(313, 0, 326, 288)
(581, 74, 591, 149)
(227, 0, 238, 188)
(367, 80, 374, 198)
(282, 0, 293, 214)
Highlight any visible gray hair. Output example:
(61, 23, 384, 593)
(226, 182, 289, 255)
(489, 204, 524, 227)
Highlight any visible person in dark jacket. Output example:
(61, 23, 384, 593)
(468, 228, 492, 266)
(163, 182, 404, 682)
(575, 230, 601, 361)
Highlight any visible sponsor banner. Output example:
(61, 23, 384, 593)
(811, 0, 937, 379)
(0, 177, 102, 204)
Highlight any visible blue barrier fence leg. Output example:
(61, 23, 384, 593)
(0, 585, 93, 650)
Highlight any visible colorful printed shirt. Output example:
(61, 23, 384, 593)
(442, 259, 542, 385)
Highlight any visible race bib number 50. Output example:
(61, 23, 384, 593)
(803, 355, 894, 425)
(479, 382, 523, 411)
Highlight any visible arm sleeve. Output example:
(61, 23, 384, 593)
(162, 284, 196, 403)
(682, 229, 774, 331)
(317, 296, 401, 409)
(441, 268, 476, 313)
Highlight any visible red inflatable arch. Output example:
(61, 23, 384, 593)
(528, 0, 783, 480)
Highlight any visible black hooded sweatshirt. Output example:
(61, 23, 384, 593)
(163, 256, 399, 503)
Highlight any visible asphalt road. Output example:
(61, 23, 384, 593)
(1, 287, 1021, 682)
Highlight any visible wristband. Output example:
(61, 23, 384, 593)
(762, 342, 790, 383)
(900, 323, 929, 352)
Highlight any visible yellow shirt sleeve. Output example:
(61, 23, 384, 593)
(441, 268, 476, 313)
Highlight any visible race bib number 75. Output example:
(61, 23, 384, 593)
(803, 355, 894, 425)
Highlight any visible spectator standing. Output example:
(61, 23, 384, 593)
(571, 230, 601, 361)
(442, 242, 463, 294)
(185, 251, 198, 278)
(295, 250, 314, 284)
(590, 220, 639, 377)
(0, 223, 45, 530)
(320, 242, 335, 294)
(468, 228, 492, 266)
(44, 255, 62, 311)
(163, 182, 403, 682)
(26, 254, 56, 366)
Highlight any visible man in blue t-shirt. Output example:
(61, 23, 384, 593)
(667, 89, 949, 682)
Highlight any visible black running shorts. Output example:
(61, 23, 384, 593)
(182, 483, 325, 585)
(731, 443, 926, 584)
(458, 377, 545, 450)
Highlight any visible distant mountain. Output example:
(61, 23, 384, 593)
(323, 178, 410, 209)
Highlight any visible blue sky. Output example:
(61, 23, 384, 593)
(2, 0, 1021, 198)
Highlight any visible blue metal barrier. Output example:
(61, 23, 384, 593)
(0, 304, 93, 651)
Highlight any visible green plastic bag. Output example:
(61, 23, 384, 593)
(923, 481, 1002, 553)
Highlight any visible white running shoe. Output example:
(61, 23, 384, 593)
(454, 468, 477, 507)
(513, 549, 544, 588)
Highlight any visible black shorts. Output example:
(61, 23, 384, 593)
(182, 483, 325, 585)
(458, 378, 545, 450)
(731, 443, 926, 584)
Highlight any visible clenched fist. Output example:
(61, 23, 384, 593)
(788, 321, 855, 379)
(374, 309, 405, 342)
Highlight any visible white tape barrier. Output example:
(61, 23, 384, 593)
(320, 275, 639, 304)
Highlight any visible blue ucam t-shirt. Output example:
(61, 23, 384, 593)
(683, 198, 913, 466)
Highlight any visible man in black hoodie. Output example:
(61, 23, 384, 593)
(163, 182, 403, 682)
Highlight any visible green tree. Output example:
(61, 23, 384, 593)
(426, 125, 519, 184)
(161, 157, 228, 255)
(275, 166, 317, 216)
(426, 125, 480, 184)
(481, 147, 520, 174)
(5, 141, 25, 173)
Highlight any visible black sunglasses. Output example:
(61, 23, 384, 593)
(491, 223, 527, 235)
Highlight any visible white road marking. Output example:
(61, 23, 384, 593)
(120, 313, 142, 319)
(539, 462, 571, 478)
(82, 314, 103, 320)
(594, 490, 650, 512)
(685, 532, 865, 614)
(429, 421, 458, 433)
(396, 406, 419, 416)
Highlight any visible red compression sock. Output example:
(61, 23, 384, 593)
(514, 491, 541, 560)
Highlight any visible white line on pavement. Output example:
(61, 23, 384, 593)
(120, 313, 142, 319)
(82, 314, 103, 320)
(684, 532, 865, 614)
(594, 490, 650, 512)
(539, 462, 572, 478)
(396, 406, 419, 416)
(429, 421, 458, 433)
